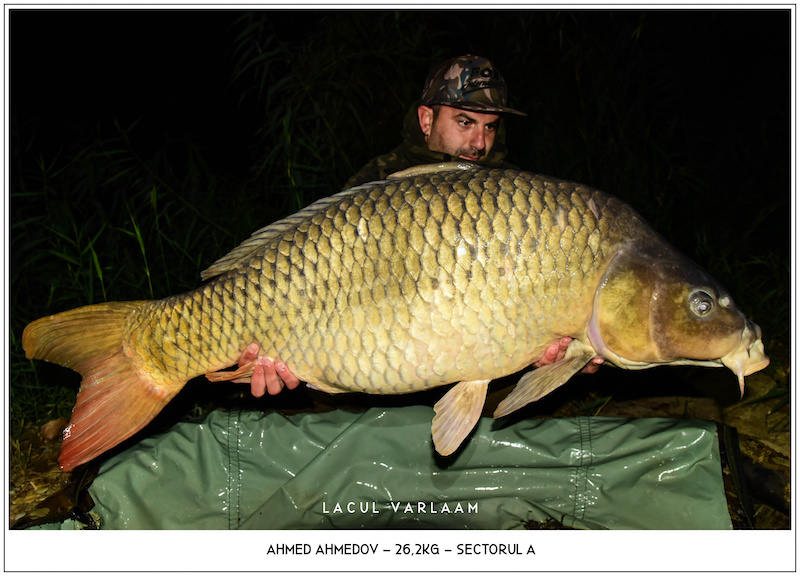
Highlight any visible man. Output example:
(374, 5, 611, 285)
(223, 55, 601, 397)
(343, 54, 526, 190)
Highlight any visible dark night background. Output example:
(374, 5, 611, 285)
(8, 10, 791, 431)
(11, 10, 790, 193)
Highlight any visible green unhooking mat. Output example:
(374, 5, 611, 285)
(35, 407, 732, 530)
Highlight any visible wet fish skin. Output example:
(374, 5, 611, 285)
(146, 167, 632, 393)
(22, 164, 769, 470)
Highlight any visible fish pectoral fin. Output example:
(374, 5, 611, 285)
(494, 341, 597, 419)
(431, 379, 490, 456)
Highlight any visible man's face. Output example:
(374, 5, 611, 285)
(418, 105, 501, 162)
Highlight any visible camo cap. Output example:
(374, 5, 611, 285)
(420, 54, 527, 116)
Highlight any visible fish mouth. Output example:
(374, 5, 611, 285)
(720, 320, 770, 397)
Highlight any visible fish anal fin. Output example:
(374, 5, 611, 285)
(494, 340, 596, 419)
(205, 360, 256, 382)
(432, 379, 490, 456)
(22, 301, 182, 471)
(59, 358, 180, 471)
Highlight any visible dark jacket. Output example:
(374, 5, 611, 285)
(342, 104, 517, 190)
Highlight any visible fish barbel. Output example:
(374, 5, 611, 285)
(22, 164, 769, 470)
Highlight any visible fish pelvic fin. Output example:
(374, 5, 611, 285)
(494, 340, 597, 419)
(431, 379, 490, 456)
(22, 301, 181, 471)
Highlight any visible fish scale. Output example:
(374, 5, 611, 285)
(129, 169, 618, 397)
(22, 164, 769, 469)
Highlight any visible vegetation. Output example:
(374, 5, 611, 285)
(10, 11, 789, 437)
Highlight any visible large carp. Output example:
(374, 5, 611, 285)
(23, 164, 769, 471)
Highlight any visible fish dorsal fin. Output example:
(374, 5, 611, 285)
(200, 187, 367, 281)
(202, 162, 477, 281)
(431, 379, 490, 456)
(493, 340, 597, 419)
(388, 161, 478, 179)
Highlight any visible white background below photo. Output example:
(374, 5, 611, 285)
(5, 529, 797, 572)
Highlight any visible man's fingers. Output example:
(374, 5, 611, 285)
(581, 358, 604, 374)
(533, 342, 560, 368)
(263, 359, 285, 396)
(239, 342, 261, 366)
(250, 360, 268, 397)
(275, 361, 301, 389)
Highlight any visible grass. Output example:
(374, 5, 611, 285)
(10, 10, 790, 440)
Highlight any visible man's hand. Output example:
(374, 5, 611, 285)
(534, 336, 603, 374)
(228, 343, 301, 398)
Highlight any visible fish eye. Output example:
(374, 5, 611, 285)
(689, 290, 715, 317)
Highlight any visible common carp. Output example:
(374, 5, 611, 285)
(23, 164, 769, 471)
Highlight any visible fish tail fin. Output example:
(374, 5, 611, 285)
(22, 301, 181, 471)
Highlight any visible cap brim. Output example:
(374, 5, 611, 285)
(441, 102, 527, 117)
